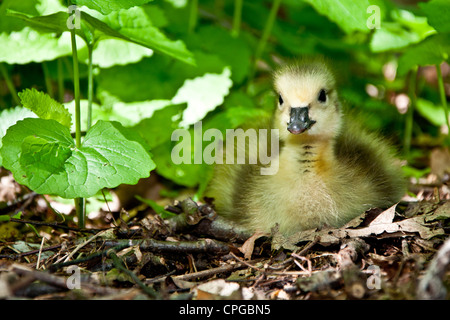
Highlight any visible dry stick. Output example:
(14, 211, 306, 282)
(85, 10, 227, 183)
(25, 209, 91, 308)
(63, 229, 110, 263)
(0, 244, 62, 260)
(168, 260, 262, 282)
(36, 237, 46, 270)
(8, 217, 99, 234)
(107, 249, 159, 299)
(10, 263, 119, 296)
(102, 238, 231, 255)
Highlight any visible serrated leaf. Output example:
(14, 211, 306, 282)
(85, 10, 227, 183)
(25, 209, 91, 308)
(0, 27, 74, 64)
(419, 0, 450, 33)
(19, 88, 72, 128)
(398, 33, 450, 75)
(303, 0, 377, 34)
(173, 67, 233, 127)
(81, 38, 154, 68)
(95, 7, 195, 65)
(73, 0, 153, 15)
(415, 98, 447, 127)
(1, 118, 155, 199)
(0, 107, 37, 167)
(8, 8, 194, 65)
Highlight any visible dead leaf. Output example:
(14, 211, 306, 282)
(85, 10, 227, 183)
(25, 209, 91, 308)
(239, 231, 266, 260)
(430, 147, 450, 179)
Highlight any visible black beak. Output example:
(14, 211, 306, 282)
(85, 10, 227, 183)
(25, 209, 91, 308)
(287, 107, 316, 135)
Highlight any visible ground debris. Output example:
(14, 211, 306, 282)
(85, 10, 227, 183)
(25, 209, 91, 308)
(0, 193, 449, 300)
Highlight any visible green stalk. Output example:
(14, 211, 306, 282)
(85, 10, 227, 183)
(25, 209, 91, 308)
(70, 26, 85, 228)
(188, 0, 198, 34)
(404, 67, 417, 157)
(436, 63, 450, 134)
(57, 58, 65, 103)
(231, 0, 243, 37)
(42, 62, 54, 98)
(0, 63, 21, 106)
(254, 0, 282, 63)
(87, 44, 94, 131)
(249, 0, 282, 83)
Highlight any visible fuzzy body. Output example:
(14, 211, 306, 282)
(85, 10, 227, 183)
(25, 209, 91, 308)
(206, 59, 405, 235)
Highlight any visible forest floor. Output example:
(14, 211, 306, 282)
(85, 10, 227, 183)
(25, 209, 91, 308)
(0, 167, 449, 301)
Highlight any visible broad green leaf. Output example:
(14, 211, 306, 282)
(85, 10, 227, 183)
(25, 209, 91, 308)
(398, 33, 450, 75)
(370, 10, 435, 52)
(0, 27, 74, 64)
(8, 8, 194, 65)
(135, 195, 176, 218)
(415, 98, 447, 127)
(81, 38, 153, 68)
(172, 67, 233, 127)
(303, 0, 379, 34)
(132, 103, 186, 149)
(0, 107, 36, 167)
(187, 26, 252, 84)
(1, 118, 155, 199)
(419, 0, 450, 33)
(19, 88, 72, 128)
(73, 0, 153, 15)
(95, 7, 195, 65)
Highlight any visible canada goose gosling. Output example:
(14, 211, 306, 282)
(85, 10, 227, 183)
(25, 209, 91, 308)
(206, 59, 405, 236)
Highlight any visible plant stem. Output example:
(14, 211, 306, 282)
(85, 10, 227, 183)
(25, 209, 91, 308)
(188, 0, 198, 34)
(57, 59, 65, 103)
(71, 32, 81, 149)
(42, 62, 54, 98)
(87, 44, 94, 131)
(232, 0, 243, 37)
(255, 0, 282, 62)
(404, 67, 417, 157)
(249, 0, 282, 83)
(70, 26, 85, 228)
(436, 63, 450, 134)
(0, 63, 21, 106)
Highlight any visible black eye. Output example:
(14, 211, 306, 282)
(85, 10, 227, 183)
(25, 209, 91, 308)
(278, 94, 283, 105)
(318, 89, 327, 103)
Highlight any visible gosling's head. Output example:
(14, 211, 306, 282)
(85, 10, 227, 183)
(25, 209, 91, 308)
(273, 59, 342, 143)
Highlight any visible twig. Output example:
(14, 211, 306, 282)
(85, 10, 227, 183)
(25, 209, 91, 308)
(107, 249, 160, 299)
(0, 244, 62, 260)
(8, 217, 99, 234)
(102, 238, 231, 255)
(63, 229, 109, 263)
(36, 237, 45, 270)
(10, 263, 120, 296)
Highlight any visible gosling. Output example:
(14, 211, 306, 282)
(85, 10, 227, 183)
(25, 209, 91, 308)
(205, 58, 405, 236)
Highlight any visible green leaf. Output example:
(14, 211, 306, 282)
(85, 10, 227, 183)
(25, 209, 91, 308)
(0, 107, 36, 167)
(135, 195, 176, 218)
(419, 0, 450, 33)
(0, 27, 74, 64)
(81, 38, 154, 68)
(398, 34, 450, 75)
(303, 0, 378, 34)
(19, 88, 72, 128)
(369, 9, 435, 53)
(72, 0, 153, 15)
(8, 8, 194, 65)
(172, 67, 233, 127)
(94, 7, 195, 65)
(1, 118, 155, 199)
(415, 98, 447, 126)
